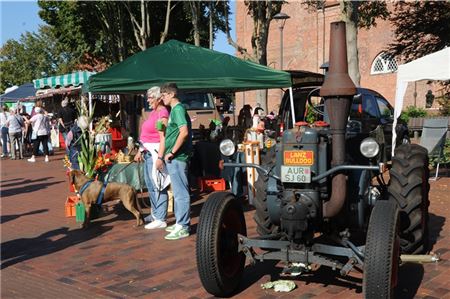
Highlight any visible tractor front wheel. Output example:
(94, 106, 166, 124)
(363, 200, 400, 299)
(196, 192, 247, 297)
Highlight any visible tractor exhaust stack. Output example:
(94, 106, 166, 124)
(320, 21, 357, 218)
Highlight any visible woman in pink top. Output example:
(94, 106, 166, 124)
(134, 86, 170, 229)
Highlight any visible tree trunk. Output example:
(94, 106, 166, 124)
(209, 1, 213, 49)
(189, 1, 201, 46)
(124, 0, 151, 51)
(223, 1, 253, 60)
(340, 1, 361, 86)
(250, 11, 270, 112)
(160, 0, 173, 44)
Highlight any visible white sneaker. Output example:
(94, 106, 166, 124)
(27, 157, 36, 163)
(44, 156, 49, 162)
(0, 153, 5, 158)
(144, 214, 153, 223)
(144, 219, 167, 230)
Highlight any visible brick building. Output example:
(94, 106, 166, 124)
(234, 1, 441, 115)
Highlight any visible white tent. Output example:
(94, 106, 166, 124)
(392, 47, 450, 155)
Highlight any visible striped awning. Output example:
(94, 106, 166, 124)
(33, 71, 95, 89)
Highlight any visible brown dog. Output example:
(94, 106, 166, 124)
(69, 169, 143, 228)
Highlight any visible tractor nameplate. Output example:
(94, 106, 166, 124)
(283, 151, 314, 165)
(281, 166, 311, 183)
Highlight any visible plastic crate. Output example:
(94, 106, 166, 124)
(65, 196, 79, 217)
(198, 178, 226, 192)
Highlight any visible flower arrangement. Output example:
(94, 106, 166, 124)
(94, 151, 115, 173)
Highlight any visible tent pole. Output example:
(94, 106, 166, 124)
(89, 92, 93, 131)
(289, 87, 295, 127)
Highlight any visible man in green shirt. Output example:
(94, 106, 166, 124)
(158, 83, 192, 240)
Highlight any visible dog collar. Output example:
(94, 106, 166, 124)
(78, 180, 94, 196)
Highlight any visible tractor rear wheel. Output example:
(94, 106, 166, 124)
(388, 143, 429, 254)
(196, 192, 247, 297)
(363, 200, 400, 299)
(253, 148, 279, 236)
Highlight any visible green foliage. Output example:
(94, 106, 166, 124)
(357, 1, 389, 29)
(76, 101, 97, 178)
(388, 1, 450, 63)
(399, 106, 427, 123)
(429, 138, 450, 168)
(305, 104, 319, 124)
(37, 0, 228, 66)
(0, 26, 74, 93)
(301, 0, 388, 29)
(437, 94, 450, 116)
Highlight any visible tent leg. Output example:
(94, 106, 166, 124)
(430, 149, 443, 181)
(288, 87, 295, 127)
(89, 92, 93, 131)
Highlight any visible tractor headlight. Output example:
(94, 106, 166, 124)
(360, 138, 380, 158)
(219, 139, 236, 156)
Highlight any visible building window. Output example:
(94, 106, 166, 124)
(371, 52, 398, 75)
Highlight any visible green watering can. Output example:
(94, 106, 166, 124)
(75, 201, 85, 223)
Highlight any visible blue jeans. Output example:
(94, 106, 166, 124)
(69, 147, 80, 170)
(166, 159, 190, 229)
(143, 152, 168, 221)
(62, 131, 69, 154)
(1, 127, 9, 155)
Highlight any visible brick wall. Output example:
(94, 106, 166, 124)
(234, 2, 437, 115)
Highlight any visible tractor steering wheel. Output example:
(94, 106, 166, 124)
(307, 87, 325, 116)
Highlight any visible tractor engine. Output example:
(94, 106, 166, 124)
(276, 126, 325, 241)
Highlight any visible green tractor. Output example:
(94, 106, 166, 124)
(196, 21, 429, 298)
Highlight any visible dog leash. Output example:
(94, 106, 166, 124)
(77, 180, 94, 196)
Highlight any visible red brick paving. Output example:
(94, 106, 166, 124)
(1, 150, 449, 298)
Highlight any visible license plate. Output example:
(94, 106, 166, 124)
(281, 166, 311, 183)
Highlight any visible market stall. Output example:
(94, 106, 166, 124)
(82, 41, 292, 190)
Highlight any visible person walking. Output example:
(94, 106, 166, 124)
(6, 108, 25, 160)
(159, 83, 192, 240)
(26, 107, 50, 162)
(134, 86, 170, 230)
(1, 105, 10, 158)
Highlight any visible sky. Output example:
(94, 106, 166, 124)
(0, 0, 236, 55)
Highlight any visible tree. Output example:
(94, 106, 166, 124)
(38, 0, 137, 66)
(123, 0, 152, 51)
(302, 1, 388, 86)
(389, 1, 450, 116)
(37, 0, 227, 67)
(185, 1, 228, 48)
(388, 1, 450, 63)
(224, 1, 284, 111)
(0, 26, 72, 93)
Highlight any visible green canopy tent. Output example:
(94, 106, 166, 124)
(86, 40, 292, 93)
